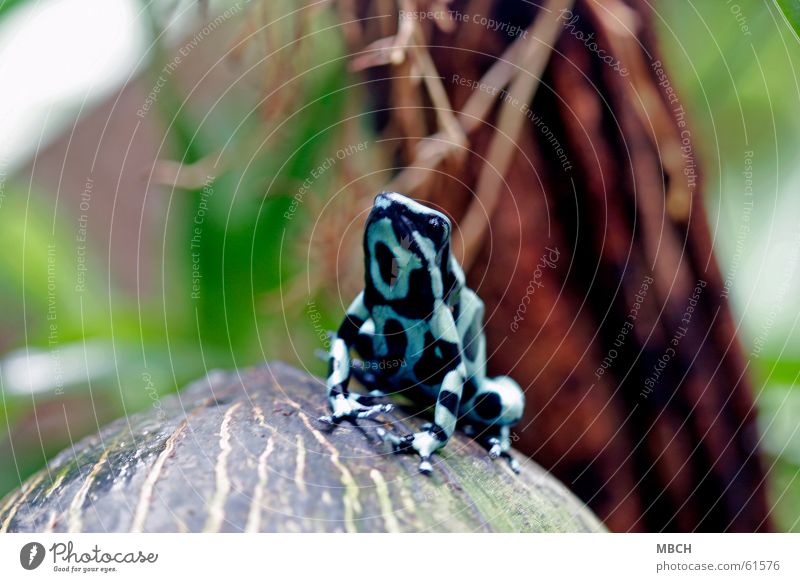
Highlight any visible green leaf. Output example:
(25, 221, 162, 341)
(0, 0, 27, 19)
(775, 0, 800, 40)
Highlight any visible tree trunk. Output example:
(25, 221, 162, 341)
(343, 0, 771, 531)
(0, 363, 604, 533)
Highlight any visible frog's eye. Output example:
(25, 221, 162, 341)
(424, 216, 450, 245)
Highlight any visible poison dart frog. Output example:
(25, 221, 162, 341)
(320, 192, 524, 474)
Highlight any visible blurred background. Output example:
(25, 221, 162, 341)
(0, 0, 798, 530)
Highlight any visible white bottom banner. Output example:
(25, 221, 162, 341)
(0, 533, 796, 581)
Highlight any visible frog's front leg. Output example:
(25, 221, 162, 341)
(319, 292, 393, 424)
(379, 305, 465, 474)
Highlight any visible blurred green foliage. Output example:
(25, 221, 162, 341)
(0, 0, 26, 18)
(776, 0, 800, 40)
(0, 0, 355, 498)
(657, 0, 800, 531)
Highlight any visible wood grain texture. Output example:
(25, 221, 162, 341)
(0, 363, 604, 533)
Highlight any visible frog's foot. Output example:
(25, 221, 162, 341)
(349, 389, 390, 405)
(377, 427, 442, 475)
(478, 431, 520, 474)
(318, 394, 393, 424)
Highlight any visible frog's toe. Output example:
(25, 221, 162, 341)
(476, 430, 521, 474)
(377, 428, 441, 475)
(354, 403, 393, 419)
(318, 405, 391, 425)
(376, 428, 412, 451)
(418, 457, 433, 475)
(319, 395, 393, 424)
(487, 438, 503, 459)
(484, 442, 520, 473)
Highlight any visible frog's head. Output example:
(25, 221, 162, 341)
(363, 192, 454, 302)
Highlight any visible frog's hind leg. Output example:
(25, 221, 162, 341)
(454, 291, 525, 472)
(460, 376, 525, 473)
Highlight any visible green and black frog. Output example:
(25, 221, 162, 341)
(320, 192, 525, 474)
